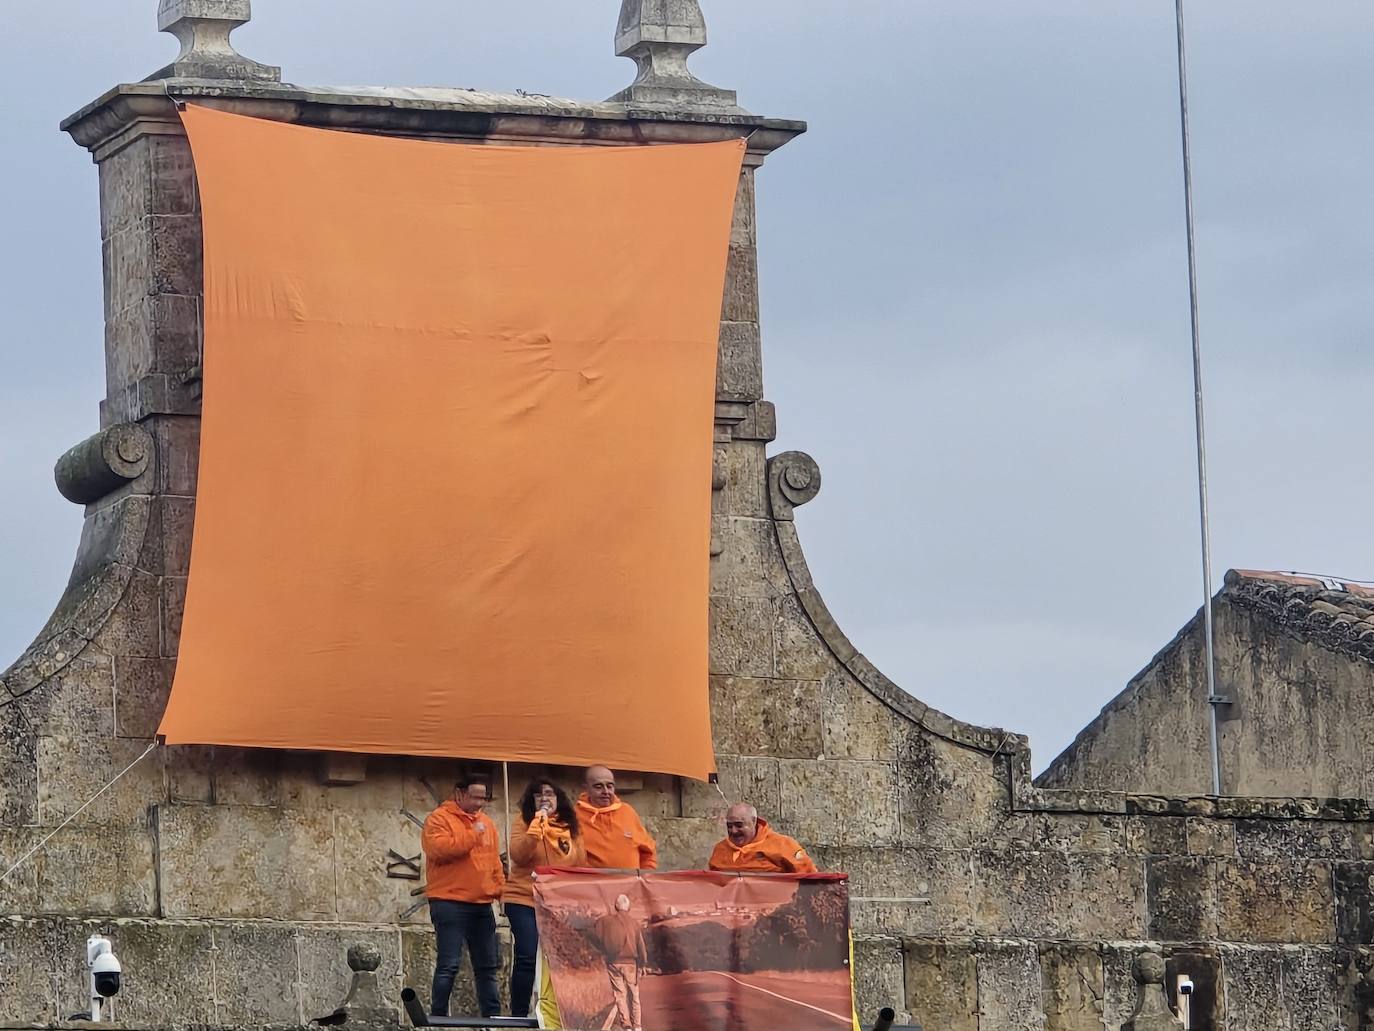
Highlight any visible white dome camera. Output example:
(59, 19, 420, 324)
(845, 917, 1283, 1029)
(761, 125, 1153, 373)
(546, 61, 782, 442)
(86, 935, 122, 1019)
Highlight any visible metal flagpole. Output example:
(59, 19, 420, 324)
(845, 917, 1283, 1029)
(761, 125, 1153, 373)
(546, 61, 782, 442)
(1173, 0, 1224, 796)
(502, 761, 513, 874)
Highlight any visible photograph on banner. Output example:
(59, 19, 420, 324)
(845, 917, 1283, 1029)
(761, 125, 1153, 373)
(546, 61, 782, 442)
(532, 869, 852, 1031)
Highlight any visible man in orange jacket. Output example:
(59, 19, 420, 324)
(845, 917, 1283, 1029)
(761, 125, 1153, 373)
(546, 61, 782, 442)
(576, 766, 657, 870)
(708, 802, 818, 874)
(422, 776, 505, 1018)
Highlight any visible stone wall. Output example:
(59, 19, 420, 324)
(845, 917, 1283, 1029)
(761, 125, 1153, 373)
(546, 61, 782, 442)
(1038, 587, 1374, 799)
(3, 76, 1373, 1031)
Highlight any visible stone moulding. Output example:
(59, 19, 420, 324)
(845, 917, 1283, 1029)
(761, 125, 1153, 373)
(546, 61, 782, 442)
(0, 431, 155, 703)
(765, 450, 1023, 759)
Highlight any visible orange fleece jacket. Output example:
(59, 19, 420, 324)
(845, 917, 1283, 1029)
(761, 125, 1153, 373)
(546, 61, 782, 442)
(502, 812, 587, 908)
(422, 801, 505, 903)
(576, 794, 657, 870)
(708, 819, 818, 874)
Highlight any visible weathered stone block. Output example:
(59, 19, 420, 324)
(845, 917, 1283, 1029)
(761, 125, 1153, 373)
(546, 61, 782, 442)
(823, 668, 897, 761)
(78, 920, 216, 1025)
(1334, 863, 1374, 945)
(710, 676, 823, 758)
(154, 415, 201, 496)
(164, 744, 214, 803)
(105, 294, 201, 399)
(714, 438, 767, 517)
(99, 136, 152, 240)
(1040, 943, 1103, 1031)
(212, 923, 301, 1024)
(904, 938, 976, 1030)
(973, 849, 1145, 939)
(1185, 816, 1236, 857)
(335, 810, 425, 924)
(157, 804, 337, 919)
(114, 656, 175, 739)
(710, 516, 790, 600)
(720, 243, 759, 323)
(34, 824, 157, 916)
(977, 942, 1047, 1031)
(1220, 945, 1338, 1030)
(13, 651, 114, 739)
(853, 937, 907, 1024)
(773, 591, 836, 681)
(1146, 857, 1217, 941)
(92, 568, 162, 659)
(642, 816, 719, 871)
(900, 730, 1009, 850)
(729, 169, 755, 248)
(1034, 813, 1127, 853)
(0, 918, 57, 1023)
(1126, 816, 1187, 856)
(780, 759, 899, 847)
(36, 734, 163, 826)
(814, 846, 974, 936)
(1215, 859, 1334, 943)
(1235, 818, 1354, 861)
(709, 595, 774, 677)
(1337, 947, 1374, 1031)
(297, 927, 402, 1022)
(161, 574, 186, 657)
(1101, 946, 1144, 1031)
(682, 756, 780, 821)
(717, 321, 763, 402)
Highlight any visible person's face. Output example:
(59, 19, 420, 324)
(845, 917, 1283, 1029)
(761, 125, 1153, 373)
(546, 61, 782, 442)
(534, 783, 558, 813)
(725, 811, 757, 846)
(457, 782, 489, 815)
(586, 769, 616, 807)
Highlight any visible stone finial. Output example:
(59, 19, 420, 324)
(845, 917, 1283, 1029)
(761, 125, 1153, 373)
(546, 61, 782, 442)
(312, 942, 394, 1026)
(1123, 954, 1184, 1031)
(608, 0, 741, 111)
(146, 0, 281, 82)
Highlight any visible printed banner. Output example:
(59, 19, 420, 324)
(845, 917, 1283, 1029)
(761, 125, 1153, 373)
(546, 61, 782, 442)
(533, 869, 854, 1031)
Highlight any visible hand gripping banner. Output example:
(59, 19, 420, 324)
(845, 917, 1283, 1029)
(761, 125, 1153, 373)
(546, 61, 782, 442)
(532, 869, 856, 1031)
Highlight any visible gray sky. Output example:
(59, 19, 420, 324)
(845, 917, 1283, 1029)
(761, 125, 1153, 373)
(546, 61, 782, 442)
(2, 3, 1371, 773)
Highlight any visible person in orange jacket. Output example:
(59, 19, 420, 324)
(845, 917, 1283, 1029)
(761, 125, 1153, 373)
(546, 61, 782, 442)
(502, 778, 587, 1019)
(576, 766, 657, 870)
(708, 802, 818, 874)
(422, 776, 505, 1018)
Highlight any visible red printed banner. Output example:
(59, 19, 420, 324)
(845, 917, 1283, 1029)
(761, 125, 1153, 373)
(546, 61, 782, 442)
(532, 869, 855, 1031)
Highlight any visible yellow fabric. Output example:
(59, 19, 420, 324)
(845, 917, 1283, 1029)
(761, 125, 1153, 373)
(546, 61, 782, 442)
(158, 105, 744, 780)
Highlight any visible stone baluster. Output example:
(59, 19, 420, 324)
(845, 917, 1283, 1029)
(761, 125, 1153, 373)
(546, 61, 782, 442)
(1123, 954, 1184, 1031)
(609, 0, 740, 110)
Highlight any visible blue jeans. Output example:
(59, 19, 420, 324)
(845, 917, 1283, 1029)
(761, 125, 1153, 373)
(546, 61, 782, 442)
(430, 899, 501, 1017)
(505, 903, 540, 1018)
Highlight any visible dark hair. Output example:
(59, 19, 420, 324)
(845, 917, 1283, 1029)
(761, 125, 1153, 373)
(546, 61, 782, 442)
(457, 775, 491, 796)
(519, 778, 579, 836)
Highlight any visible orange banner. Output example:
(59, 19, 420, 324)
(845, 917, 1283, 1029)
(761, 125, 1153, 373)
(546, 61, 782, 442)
(158, 106, 743, 779)
(533, 870, 854, 1031)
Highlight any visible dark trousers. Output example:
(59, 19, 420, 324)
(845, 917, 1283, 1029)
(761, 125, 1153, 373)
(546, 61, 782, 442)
(430, 899, 501, 1017)
(504, 902, 540, 1018)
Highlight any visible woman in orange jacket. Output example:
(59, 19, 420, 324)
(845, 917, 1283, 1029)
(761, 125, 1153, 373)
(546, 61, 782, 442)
(502, 778, 586, 1018)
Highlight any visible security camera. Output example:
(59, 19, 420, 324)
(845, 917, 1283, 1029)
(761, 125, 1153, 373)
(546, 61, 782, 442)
(1178, 978, 1195, 996)
(86, 935, 122, 1019)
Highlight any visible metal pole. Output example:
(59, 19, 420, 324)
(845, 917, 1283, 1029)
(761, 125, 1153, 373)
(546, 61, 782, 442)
(501, 761, 513, 874)
(1173, 0, 1223, 796)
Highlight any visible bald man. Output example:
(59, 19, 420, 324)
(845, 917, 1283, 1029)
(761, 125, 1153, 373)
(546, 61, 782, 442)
(708, 803, 817, 874)
(576, 766, 657, 870)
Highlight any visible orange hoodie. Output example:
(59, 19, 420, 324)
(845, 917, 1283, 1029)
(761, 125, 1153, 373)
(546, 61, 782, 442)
(422, 801, 506, 903)
(502, 812, 587, 908)
(576, 794, 657, 870)
(708, 819, 817, 875)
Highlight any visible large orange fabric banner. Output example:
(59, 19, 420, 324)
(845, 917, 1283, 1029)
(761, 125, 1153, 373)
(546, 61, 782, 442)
(158, 106, 743, 780)
(533, 870, 854, 1031)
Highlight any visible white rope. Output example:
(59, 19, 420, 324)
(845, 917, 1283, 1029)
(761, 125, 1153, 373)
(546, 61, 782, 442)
(0, 740, 159, 884)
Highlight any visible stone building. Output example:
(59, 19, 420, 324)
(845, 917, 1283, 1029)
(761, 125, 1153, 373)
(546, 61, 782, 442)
(1039, 569, 1374, 799)
(3, 3, 1373, 1028)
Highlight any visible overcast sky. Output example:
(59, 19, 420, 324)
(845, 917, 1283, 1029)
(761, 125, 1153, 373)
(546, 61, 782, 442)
(2, 2, 1371, 773)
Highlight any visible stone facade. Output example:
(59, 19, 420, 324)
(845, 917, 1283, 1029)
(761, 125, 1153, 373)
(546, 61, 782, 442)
(2, 13, 1372, 1030)
(1039, 570, 1374, 798)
